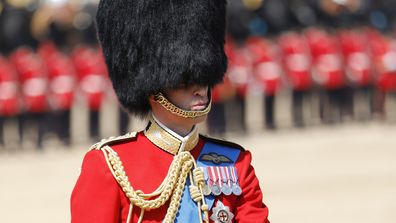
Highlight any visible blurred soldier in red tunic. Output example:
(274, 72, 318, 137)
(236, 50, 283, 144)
(72, 45, 107, 141)
(278, 31, 312, 127)
(227, 42, 252, 133)
(38, 41, 76, 145)
(10, 47, 49, 149)
(306, 28, 347, 124)
(0, 55, 21, 147)
(206, 39, 236, 136)
(338, 29, 374, 120)
(366, 28, 396, 118)
(246, 36, 282, 129)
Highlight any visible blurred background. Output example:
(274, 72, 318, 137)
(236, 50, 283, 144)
(0, 0, 396, 222)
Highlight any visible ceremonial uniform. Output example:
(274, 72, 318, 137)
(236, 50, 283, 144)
(11, 47, 49, 148)
(227, 42, 252, 133)
(245, 37, 282, 130)
(36, 41, 76, 145)
(305, 28, 346, 123)
(0, 55, 21, 146)
(71, 118, 269, 223)
(72, 46, 108, 141)
(278, 31, 312, 127)
(338, 29, 374, 120)
(71, 1, 270, 222)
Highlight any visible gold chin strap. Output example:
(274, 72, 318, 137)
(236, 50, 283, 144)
(154, 93, 211, 119)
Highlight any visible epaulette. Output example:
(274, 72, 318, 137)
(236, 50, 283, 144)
(200, 134, 245, 151)
(89, 132, 138, 151)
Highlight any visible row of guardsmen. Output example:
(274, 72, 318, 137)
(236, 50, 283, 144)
(1, 27, 396, 149)
(0, 41, 113, 149)
(208, 27, 396, 135)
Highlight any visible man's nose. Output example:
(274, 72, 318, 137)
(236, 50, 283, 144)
(193, 86, 209, 98)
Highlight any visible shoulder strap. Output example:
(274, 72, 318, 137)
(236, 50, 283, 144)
(90, 132, 138, 151)
(200, 134, 245, 151)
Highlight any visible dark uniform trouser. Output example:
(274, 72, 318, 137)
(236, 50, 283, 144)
(50, 110, 71, 146)
(19, 113, 47, 149)
(264, 95, 275, 129)
(0, 116, 4, 146)
(89, 110, 100, 141)
(235, 94, 247, 133)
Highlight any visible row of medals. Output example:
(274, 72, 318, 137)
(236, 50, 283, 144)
(200, 167, 242, 196)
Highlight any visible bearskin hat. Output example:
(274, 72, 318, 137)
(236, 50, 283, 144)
(96, 0, 227, 117)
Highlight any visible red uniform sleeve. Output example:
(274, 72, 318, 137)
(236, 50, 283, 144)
(70, 150, 121, 223)
(234, 150, 270, 223)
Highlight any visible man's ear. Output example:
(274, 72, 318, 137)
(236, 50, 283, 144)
(148, 95, 156, 107)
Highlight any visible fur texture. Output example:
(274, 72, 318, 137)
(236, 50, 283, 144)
(96, 0, 227, 117)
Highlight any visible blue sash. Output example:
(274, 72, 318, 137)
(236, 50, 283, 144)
(172, 141, 241, 223)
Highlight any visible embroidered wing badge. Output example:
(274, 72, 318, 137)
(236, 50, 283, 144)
(199, 152, 233, 164)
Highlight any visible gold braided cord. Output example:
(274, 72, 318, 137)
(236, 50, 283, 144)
(94, 133, 209, 223)
(154, 93, 211, 119)
(101, 145, 200, 223)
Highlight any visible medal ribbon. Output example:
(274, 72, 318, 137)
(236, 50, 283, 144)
(174, 142, 241, 223)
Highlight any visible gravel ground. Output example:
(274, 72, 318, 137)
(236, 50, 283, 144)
(1, 121, 395, 223)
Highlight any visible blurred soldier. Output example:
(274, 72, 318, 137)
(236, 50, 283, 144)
(206, 40, 236, 136)
(0, 55, 21, 147)
(278, 31, 313, 127)
(72, 45, 107, 142)
(306, 28, 346, 124)
(11, 47, 49, 149)
(246, 36, 282, 129)
(38, 42, 76, 146)
(338, 28, 374, 120)
(366, 28, 396, 118)
(207, 74, 235, 136)
(227, 42, 252, 133)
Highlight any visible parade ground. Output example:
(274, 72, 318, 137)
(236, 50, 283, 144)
(0, 121, 395, 223)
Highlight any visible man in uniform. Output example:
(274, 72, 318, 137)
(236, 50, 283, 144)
(71, 1, 270, 223)
(11, 47, 49, 149)
(278, 31, 312, 127)
(0, 55, 20, 147)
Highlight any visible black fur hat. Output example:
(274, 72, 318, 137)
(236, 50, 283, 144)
(96, 0, 227, 117)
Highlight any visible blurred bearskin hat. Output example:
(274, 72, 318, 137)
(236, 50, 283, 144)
(96, 0, 227, 117)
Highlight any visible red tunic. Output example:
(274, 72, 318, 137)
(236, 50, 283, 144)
(71, 132, 269, 223)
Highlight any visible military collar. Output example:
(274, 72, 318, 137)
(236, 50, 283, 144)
(144, 115, 199, 155)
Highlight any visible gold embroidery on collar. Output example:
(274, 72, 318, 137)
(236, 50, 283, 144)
(144, 119, 199, 155)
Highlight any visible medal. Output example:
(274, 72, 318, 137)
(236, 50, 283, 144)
(221, 184, 232, 195)
(232, 183, 242, 196)
(200, 167, 212, 195)
(209, 166, 221, 195)
(211, 184, 221, 196)
(229, 166, 242, 196)
(210, 200, 234, 223)
(203, 184, 212, 196)
(220, 167, 232, 195)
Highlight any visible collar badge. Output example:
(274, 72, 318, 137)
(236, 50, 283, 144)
(210, 200, 234, 223)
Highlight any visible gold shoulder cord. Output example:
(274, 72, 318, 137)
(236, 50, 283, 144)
(92, 133, 209, 223)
